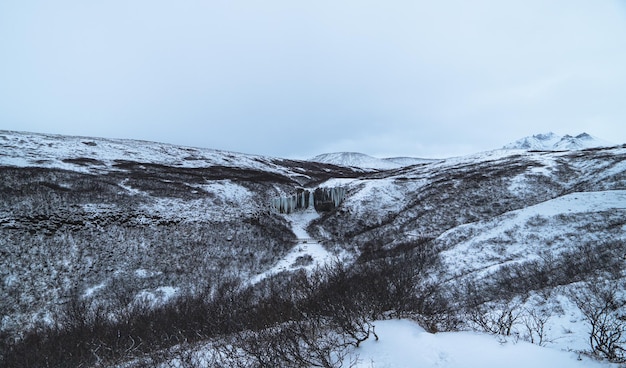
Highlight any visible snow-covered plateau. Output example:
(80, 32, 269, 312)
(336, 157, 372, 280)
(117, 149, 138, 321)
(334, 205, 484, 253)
(1, 130, 625, 367)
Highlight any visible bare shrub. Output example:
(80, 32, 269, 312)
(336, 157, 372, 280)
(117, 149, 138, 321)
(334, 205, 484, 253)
(467, 300, 522, 337)
(521, 308, 551, 346)
(570, 280, 626, 363)
(222, 319, 357, 368)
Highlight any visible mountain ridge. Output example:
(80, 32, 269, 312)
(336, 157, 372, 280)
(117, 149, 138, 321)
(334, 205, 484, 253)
(310, 132, 616, 170)
(502, 132, 614, 151)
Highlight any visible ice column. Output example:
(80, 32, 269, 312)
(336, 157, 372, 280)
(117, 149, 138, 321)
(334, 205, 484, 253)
(270, 187, 346, 214)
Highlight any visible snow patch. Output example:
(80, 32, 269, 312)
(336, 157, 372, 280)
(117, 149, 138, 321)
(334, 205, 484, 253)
(83, 282, 106, 298)
(134, 269, 162, 279)
(195, 180, 252, 204)
(135, 286, 179, 307)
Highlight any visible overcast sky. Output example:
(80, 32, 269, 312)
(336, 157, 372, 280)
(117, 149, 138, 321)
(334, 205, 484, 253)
(1, 1, 625, 159)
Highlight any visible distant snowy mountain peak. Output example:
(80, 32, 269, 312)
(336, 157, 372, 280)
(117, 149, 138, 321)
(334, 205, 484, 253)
(310, 152, 433, 170)
(535, 132, 559, 140)
(503, 132, 614, 151)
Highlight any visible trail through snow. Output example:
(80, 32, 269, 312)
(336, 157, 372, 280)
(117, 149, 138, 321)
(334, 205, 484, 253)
(249, 208, 337, 284)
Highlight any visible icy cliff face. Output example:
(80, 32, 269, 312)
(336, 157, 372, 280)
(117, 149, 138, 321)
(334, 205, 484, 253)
(503, 132, 613, 150)
(313, 187, 347, 212)
(270, 189, 313, 214)
(270, 187, 347, 214)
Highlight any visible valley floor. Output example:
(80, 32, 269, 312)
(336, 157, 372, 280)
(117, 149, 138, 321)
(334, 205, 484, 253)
(250, 208, 341, 284)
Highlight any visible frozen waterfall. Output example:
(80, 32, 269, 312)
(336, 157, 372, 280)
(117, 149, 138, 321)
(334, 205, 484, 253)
(270, 187, 346, 214)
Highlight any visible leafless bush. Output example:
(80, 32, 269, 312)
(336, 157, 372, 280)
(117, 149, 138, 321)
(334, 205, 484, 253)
(2, 222, 448, 367)
(220, 319, 358, 368)
(521, 308, 551, 346)
(570, 280, 626, 363)
(466, 300, 522, 337)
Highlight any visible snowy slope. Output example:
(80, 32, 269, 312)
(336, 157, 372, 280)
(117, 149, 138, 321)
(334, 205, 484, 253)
(307, 144, 626, 359)
(0, 130, 364, 222)
(503, 132, 614, 150)
(437, 190, 626, 278)
(311, 145, 626, 246)
(0, 130, 298, 177)
(153, 319, 616, 367)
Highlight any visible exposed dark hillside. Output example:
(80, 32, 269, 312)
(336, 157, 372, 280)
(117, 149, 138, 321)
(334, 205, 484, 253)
(0, 133, 366, 340)
(0, 166, 294, 336)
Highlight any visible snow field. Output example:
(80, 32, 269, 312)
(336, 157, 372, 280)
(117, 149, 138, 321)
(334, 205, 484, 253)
(345, 319, 615, 368)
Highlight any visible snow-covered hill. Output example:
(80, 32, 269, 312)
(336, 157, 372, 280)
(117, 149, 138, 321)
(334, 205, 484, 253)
(0, 130, 328, 178)
(310, 133, 614, 171)
(311, 145, 626, 244)
(503, 132, 614, 150)
(306, 144, 626, 359)
(2, 130, 626, 367)
(310, 152, 433, 169)
(0, 130, 365, 342)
